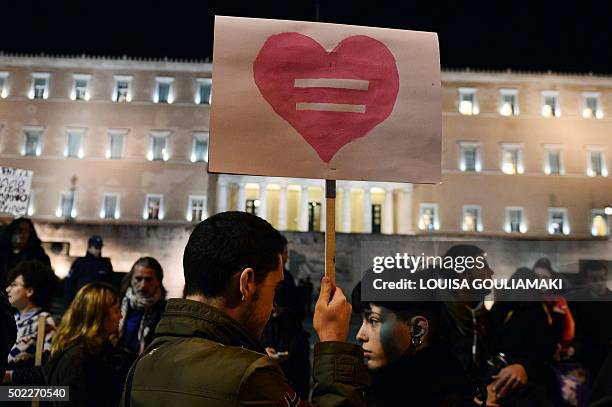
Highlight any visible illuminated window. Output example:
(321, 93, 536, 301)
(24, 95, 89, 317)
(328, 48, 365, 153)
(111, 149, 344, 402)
(30, 73, 50, 100)
(154, 77, 174, 104)
(188, 196, 206, 222)
(0, 72, 8, 98)
(246, 199, 259, 216)
(191, 132, 209, 162)
(71, 74, 91, 101)
(107, 129, 127, 159)
(458, 141, 481, 172)
(148, 131, 170, 161)
(548, 208, 569, 235)
(100, 193, 120, 219)
(57, 191, 77, 219)
(195, 78, 212, 105)
(499, 89, 518, 116)
(144, 194, 163, 220)
(582, 92, 603, 119)
(462, 205, 482, 232)
(65, 128, 85, 158)
(23, 127, 43, 156)
(586, 148, 607, 177)
(591, 210, 608, 236)
(541, 91, 560, 117)
(501, 143, 524, 174)
(113, 75, 132, 102)
(419, 203, 439, 231)
(458, 88, 479, 115)
(543, 145, 564, 175)
(505, 207, 526, 233)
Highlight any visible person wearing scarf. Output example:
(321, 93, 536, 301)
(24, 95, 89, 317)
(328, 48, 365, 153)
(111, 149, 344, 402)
(118, 257, 167, 354)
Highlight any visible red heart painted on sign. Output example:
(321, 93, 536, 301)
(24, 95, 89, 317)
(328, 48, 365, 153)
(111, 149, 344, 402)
(253, 32, 400, 163)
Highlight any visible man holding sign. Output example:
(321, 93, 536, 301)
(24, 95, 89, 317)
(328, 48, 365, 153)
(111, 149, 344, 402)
(122, 212, 368, 406)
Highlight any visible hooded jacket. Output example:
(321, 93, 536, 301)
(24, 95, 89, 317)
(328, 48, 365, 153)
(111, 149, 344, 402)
(122, 298, 369, 407)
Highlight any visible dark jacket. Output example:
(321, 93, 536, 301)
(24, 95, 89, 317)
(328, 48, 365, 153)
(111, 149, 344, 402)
(0, 218, 50, 285)
(122, 298, 369, 406)
(367, 345, 474, 407)
(44, 339, 134, 407)
(63, 253, 114, 307)
(0, 291, 17, 379)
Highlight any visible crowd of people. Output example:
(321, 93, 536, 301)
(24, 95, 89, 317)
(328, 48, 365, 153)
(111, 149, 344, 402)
(0, 214, 611, 406)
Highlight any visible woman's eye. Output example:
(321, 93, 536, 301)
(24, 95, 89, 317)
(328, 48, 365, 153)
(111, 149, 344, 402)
(368, 318, 380, 326)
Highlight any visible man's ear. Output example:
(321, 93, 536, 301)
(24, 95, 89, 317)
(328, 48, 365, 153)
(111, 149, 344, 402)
(238, 268, 256, 302)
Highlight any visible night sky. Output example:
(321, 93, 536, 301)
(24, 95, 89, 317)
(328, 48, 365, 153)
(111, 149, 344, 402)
(3, 1, 612, 73)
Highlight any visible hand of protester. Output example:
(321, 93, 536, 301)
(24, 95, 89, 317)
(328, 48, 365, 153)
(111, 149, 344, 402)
(491, 364, 528, 399)
(313, 276, 352, 342)
(473, 383, 500, 407)
(265, 347, 290, 362)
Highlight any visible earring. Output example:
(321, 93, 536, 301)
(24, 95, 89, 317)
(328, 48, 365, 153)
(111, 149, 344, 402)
(411, 335, 423, 348)
(241, 295, 245, 301)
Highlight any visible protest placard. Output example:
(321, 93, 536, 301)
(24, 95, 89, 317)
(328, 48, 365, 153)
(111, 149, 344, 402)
(209, 16, 441, 183)
(0, 167, 33, 216)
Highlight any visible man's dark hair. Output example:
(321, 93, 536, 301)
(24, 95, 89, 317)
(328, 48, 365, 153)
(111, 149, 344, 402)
(121, 256, 167, 298)
(582, 260, 608, 276)
(8, 261, 58, 309)
(183, 211, 285, 298)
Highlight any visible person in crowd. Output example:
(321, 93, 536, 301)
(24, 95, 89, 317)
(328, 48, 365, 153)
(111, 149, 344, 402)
(0, 291, 17, 380)
(438, 245, 531, 406)
(492, 267, 571, 405)
(352, 278, 473, 407)
(63, 235, 114, 307)
(571, 260, 612, 382)
(3, 261, 57, 385)
(117, 257, 166, 354)
(263, 236, 311, 398)
(122, 211, 368, 406)
(45, 282, 133, 407)
(0, 217, 50, 285)
(532, 258, 575, 358)
(588, 349, 612, 405)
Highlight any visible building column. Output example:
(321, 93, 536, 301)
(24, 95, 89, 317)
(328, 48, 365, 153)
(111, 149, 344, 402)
(258, 183, 268, 220)
(319, 196, 326, 232)
(216, 181, 228, 213)
(383, 188, 394, 234)
(342, 187, 352, 233)
(278, 185, 288, 230)
(298, 186, 309, 231)
(405, 186, 414, 234)
(362, 187, 372, 233)
(237, 182, 246, 212)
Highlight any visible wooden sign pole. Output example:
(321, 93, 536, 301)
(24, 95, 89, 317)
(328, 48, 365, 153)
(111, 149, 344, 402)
(325, 179, 336, 285)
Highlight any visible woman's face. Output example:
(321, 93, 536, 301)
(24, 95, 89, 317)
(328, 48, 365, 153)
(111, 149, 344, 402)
(104, 301, 122, 336)
(356, 304, 412, 371)
(11, 222, 31, 251)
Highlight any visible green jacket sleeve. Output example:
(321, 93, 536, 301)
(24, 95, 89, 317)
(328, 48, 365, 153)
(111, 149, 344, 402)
(311, 342, 369, 407)
(239, 342, 368, 407)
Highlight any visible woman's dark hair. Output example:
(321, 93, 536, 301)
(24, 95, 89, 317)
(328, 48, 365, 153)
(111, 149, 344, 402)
(0, 218, 43, 251)
(183, 211, 284, 298)
(121, 257, 167, 298)
(351, 280, 441, 343)
(8, 261, 58, 309)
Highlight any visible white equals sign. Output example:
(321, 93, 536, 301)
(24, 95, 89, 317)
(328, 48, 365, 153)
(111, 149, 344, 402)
(294, 78, 369, 113)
